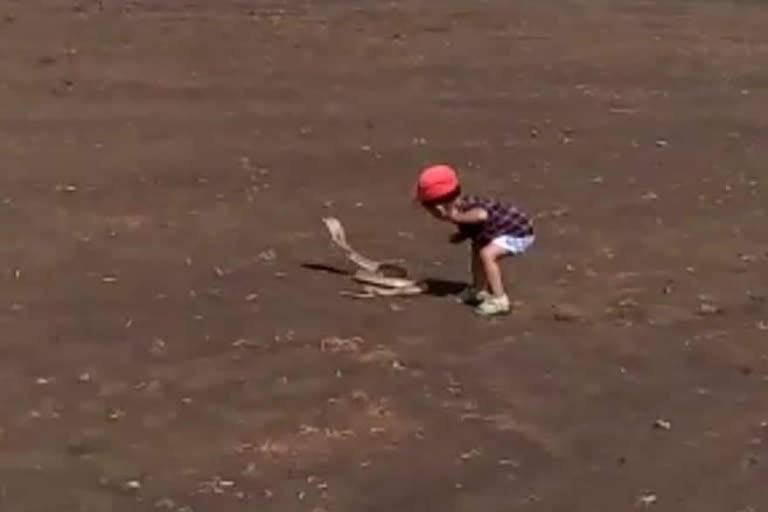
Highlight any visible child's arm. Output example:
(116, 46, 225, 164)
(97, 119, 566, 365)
(448, 206, 488, 224)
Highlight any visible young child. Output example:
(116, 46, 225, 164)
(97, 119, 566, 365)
(415, 164, 534, 316)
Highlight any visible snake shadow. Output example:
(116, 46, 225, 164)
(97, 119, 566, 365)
(300, 263, 466, 297)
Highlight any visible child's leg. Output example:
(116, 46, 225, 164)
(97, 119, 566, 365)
(458, 245, 488, 305)
(471, 243, 487, 291)
(474, 236, 532, 316)
(479, 243, 510, 298)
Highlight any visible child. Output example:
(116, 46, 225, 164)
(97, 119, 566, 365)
(415, 164, 534, 316)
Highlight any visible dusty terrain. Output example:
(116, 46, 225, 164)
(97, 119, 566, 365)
(0, 0, 767, 510)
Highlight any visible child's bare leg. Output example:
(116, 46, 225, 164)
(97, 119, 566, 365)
(471, 244, 487, 291)
(480, 244, 509, 298)
(458, 245, 489, 305)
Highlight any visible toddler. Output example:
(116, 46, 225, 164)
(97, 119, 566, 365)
(416, 164, 534, 316)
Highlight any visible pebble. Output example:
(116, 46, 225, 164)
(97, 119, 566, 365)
(637, 493, 658, 507)
(697, 303, 723, 316)
(154, 498, 177, 510)
(123, 479, 142, 491)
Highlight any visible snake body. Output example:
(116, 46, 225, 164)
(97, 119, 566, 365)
(322, 217, 425, 298)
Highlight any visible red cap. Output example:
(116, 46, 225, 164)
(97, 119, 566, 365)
(415, 164, 459, 202)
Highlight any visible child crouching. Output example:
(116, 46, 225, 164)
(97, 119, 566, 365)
(416, 164, 534, 316)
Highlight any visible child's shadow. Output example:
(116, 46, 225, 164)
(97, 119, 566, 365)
(300, 263, 465, 297)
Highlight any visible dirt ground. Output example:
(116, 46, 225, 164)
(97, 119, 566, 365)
(0, 0, 767, 510)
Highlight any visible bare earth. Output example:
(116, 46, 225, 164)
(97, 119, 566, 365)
(1, 1, 767, 510)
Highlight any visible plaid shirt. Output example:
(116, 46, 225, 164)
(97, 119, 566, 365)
(454, 195, 533, 246)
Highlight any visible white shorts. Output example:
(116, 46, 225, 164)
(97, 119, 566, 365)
(491, 234, 534, 255)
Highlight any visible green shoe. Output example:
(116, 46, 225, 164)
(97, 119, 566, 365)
(458, 286, 490, 305)
(475, 295, 511, 316)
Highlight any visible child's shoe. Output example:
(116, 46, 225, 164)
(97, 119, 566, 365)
(458, 286, 490, 305)
(475, 294, 511, 316)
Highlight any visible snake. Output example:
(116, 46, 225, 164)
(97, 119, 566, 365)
(321, 217, 426, 298)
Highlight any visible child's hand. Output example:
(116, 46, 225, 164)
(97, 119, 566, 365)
(436, 204, 455, 220)
(424, 203, 450, 220)
(445, 205, 460, 221)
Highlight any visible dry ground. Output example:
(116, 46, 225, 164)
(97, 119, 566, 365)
(0, 0, 767, 510)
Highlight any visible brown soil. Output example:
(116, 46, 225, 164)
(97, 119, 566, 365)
(0, 1, 767, 510)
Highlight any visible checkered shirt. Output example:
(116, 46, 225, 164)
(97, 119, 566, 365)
(454, 195, 534, 246)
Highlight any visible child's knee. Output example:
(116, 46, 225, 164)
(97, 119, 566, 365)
(479, 245, 499, 264)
